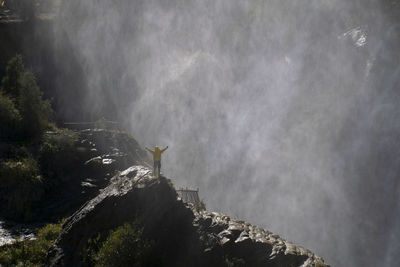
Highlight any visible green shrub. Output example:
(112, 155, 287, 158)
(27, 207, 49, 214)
(84, 233, 108, 266)
(28, 221, 63, 263)
(194, 200, 206, 212)
(224, 256, 246, 267)
(0, 143, 30, 161)
(1, 54, 24, 99)
(0, 220, 63, 266)
(18, 70, 52, 139)
(95, 221, 155, 267)
(39, 129, 81, 187)
(166, 178, 175, 190)
(0, 92, 21, 140)
(0, 157, 44, 220)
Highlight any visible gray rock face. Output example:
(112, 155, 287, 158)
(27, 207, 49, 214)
(48, 165, 329, 267)
(194, 210, 328, 266)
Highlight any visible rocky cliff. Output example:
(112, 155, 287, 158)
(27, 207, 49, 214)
(48, 166, 329, 267)
(0, 128, 148, 222)
(38, 129, 150, 221)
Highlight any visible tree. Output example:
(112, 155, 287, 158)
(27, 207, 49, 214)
(18, 70, 52, 138)
(1, 54, 24, 100)
(1, 55, 52, 139)
(0, 92, 21, 140)
(96, 222, 156, 267)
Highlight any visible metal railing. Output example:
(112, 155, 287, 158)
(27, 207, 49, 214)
(63, 120, 119, 130)
(176, 187, 200, 205)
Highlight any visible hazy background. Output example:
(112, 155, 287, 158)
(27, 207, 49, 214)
(54, 0, 400, 266)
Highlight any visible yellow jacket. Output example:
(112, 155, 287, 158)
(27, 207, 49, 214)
(146, 146, 168, 161)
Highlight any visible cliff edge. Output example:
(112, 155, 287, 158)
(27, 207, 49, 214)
(48, 165, 329, 267)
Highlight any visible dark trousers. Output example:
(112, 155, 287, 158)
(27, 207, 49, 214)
(154, 161, 161, 176)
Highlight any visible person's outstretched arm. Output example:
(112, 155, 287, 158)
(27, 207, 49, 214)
(145, 147, 155, 154)
(161, 146, 169, 153)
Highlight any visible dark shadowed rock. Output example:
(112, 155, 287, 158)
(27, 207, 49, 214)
(48, 165, 329, 267)
(39, 129, 150, 221)
(47, 166, 199, 266)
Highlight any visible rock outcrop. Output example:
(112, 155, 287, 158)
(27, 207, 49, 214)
(194, 210, 327, 266)
(0, 128, 149, 243)
(48, 165, 329, 267)
(48, 166, 199, 266)
(39, 129, 149, 221)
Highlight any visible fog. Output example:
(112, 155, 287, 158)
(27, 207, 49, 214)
(55, 0, 400, 266)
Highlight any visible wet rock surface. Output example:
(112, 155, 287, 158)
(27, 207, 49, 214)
(0, 220, 39, 246)
(48, 165, 329, 267)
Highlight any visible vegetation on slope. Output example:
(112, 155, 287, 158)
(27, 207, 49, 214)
(0, 55, 250, 267)
(0, 55, 156, 266)
(0, 55, 148, 222)
(0, 55, 53, 221)
(1, 54, 52, 141)
(0, 158, 44, 221)
(0, 220, 63, 266)
(92, 221, 157, 267)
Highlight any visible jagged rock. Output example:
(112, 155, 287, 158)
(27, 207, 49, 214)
(48, 165, 329, 267)
(194, 210, 328, 266)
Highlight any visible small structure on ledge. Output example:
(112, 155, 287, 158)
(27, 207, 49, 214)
(176, 187, 200, 206)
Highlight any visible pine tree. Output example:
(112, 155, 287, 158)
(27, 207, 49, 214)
(1, 54, 24, 100)
(1, 55, 52, 139)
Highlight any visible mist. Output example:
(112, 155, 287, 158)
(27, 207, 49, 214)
(54, 0, 400, 266)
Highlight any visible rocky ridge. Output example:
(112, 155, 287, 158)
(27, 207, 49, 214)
(194, 209, 326, 266)
(48, 165, 329, 267)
